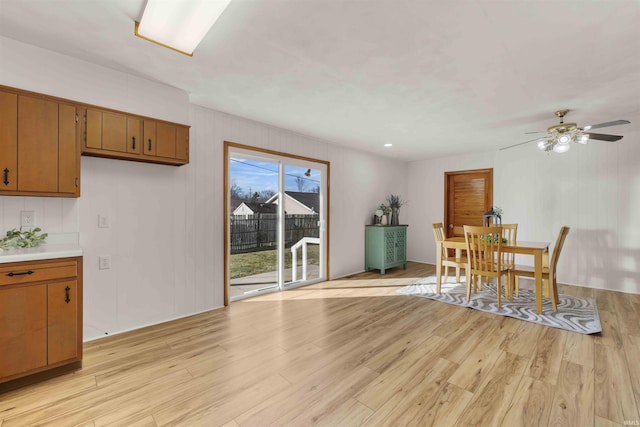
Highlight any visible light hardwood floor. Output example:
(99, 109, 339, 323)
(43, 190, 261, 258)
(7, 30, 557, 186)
(1, 262, 639, 426)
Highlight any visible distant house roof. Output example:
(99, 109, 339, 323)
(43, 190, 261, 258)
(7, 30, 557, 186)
(233, 202, 277, 216)
(264, 191, 320, 214)
(252, 202, 277, 214)
(230, 198, 244, 212)
(285, 191, 319, 213)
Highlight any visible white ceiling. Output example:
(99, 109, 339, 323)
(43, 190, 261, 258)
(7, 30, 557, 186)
(1, 0, 639, 161)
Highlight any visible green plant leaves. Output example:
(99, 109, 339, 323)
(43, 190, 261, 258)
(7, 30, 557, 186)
(0, 227, 48, 251)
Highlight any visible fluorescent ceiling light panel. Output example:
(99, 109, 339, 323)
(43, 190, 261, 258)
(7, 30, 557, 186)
(135, 0, 231, 56)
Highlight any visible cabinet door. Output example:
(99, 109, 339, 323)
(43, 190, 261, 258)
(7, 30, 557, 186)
(395, 228, 406, 263)
(48, 280, 79, 365)
(85, 108, 102, 149)
(176, 125, 189, 161)
(156, 122, 176, 158)
(127, 117, 142, 154)
(143, 120, 156, 156)
(102, 111, 127, 153)
(18, 95, 59, 193)
(58, 103, 79, 194)
(0, 90, 18, 192)
(0, 284, 47, 377)
(384, 228, 396, 264)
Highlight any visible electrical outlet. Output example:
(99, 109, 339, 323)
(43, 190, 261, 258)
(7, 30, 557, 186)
(20, 211, 36, 228)
(99, 255, 112, 270)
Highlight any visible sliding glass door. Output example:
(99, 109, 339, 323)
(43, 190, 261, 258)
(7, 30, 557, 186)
(226, 144, 327, 302)
(282, 164, 323, 287)
(228, 153, 280, 298)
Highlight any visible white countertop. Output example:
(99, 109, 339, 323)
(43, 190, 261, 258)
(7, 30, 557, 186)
(0, 232, 83, 263)
(0, 243, 83, 263)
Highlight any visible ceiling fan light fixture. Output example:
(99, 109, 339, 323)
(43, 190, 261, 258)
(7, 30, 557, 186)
(501, 110, 630, 153)
(135, 0, 231, 56)
(553, 143, 571, 153)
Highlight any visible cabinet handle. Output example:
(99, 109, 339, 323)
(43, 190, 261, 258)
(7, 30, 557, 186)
(65, 286, 71, 304)
(3, 168, 8, 186)
(132, 136, 136, 150)
(7, 270, 34, 277)
(148, 138, 152, 152)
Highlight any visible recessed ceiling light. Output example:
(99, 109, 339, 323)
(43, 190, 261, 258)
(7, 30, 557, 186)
(384, 143, 393, 147)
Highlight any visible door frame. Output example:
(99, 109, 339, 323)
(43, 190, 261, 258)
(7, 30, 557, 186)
(223, 141, 331, 306)
(443, 168, 493, 238)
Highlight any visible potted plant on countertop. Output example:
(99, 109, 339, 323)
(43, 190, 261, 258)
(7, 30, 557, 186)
(0, 227, 48, 252)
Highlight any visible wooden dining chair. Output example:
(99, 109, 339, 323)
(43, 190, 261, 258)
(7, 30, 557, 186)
(432, 223, 468, 293)
(464, 225, 510, 307)
(500, 223, 518, 294)
(508, 226, 570, 312)
(477, 223, 518, 293)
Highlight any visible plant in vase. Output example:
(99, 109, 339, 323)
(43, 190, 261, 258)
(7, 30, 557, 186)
(378, 204, 391, 225)
(386, 194, 406, 225)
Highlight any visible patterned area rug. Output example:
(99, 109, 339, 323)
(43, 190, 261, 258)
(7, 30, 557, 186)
(398, 277, 602, 335)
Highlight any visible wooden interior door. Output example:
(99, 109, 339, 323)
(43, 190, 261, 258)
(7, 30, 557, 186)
(444, 168, 493, 238)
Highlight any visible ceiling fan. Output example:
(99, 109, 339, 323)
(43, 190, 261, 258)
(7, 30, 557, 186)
(501, 110, 630, 153)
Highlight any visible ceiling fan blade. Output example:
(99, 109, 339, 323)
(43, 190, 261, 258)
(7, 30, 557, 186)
(584, 119, 630, 130)
(587, 132, 624, 142)
(500, 137, 543, 151)
(524, 131, 547, 135)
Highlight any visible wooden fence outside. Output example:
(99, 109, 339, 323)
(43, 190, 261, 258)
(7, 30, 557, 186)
(230, 214, 320, 254)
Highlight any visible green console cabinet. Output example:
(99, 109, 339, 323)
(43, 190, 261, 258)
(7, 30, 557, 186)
(365, 225, 408, 274)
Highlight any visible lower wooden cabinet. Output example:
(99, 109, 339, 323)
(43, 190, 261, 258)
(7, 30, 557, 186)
(0, 284, 47, 378)
(0, 257, 82, 384)
(365, 225, 408, 274)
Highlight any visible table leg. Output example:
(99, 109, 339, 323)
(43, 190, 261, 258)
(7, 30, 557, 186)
(436, 243, 443, 294)
(534, 249, 543, 314)
(455, 248, 462, 283)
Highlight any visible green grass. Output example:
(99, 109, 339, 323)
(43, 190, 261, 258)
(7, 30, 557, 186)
(230, 245, 320, 279)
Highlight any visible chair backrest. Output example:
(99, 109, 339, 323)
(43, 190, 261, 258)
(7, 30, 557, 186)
(500, 223, 518, 266)
(432, 223, 448, 259)
(464, 225, 503, 274)
(550, 226, 570, 277)
(432, 222, 445, 242)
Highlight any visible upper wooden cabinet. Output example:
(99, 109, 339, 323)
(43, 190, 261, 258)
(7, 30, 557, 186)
(0, 91, 18, 192)
(83, 108, 189, 166)
(0, 88, 80, 198)
(0, 84, 188, 198)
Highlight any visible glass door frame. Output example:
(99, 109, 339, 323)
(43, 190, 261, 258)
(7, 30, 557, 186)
(223, 141, 330, 305)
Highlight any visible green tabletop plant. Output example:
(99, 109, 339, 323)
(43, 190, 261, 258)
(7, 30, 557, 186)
(480, 233, 508, 244)
(0, 227, 48, 252)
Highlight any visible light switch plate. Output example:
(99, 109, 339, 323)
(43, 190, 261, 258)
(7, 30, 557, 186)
(99, 255, 111, 270)
(20, 211, 36, 228)
(98, 215, 110, 228)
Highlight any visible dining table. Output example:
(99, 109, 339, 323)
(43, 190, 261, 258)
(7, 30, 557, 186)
(436, 236, 550, 314)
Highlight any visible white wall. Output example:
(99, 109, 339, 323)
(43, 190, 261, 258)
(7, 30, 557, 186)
(0, 36, 408, 340)
(407, 132, 640, 294)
